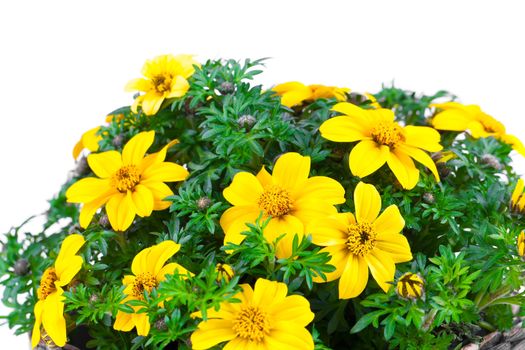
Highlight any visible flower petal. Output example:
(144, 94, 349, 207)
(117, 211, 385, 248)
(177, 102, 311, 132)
(141, 162, 189, 183)
(349, 140, 389, 178)
(291, 198, 338, 226)
(398, 145, 440, 182)
(133, 312, 150, 336)
(386, 150, 419, 190)
(113, 309, 135, 332)
(223, 172, 264, 206)
(354, 182, 381, 224)
(31, 300, 44, 348)
(66, 178, 112, 203)
(131, 184, 154, 217)
(365, 249, 396, 292)
(431, 107, 472, 131)
(294, 176, 345, 204)
(220, 206, 260, 233)
(272, 153, 310, 194)
(252, 278, 288, 307)
(312, 245, 347, 283)
(268, 295, 314, 326)
(339, 255, 368, 299)
(41, 292, 67, 347)
(373, 205, 405, 236)
(223, 211, 261, 248)
(141, 93, 164, 115)
(512, 179, 525, 205)
(87, 151, 122, 178)
(404, 126, 443, 152)
(122, 131, 155, 166)
(131, 247, 152, 276)
(264, 215, 304, 259)
(191, 319, 237, 350)
(78, 191, 114, 228)
(319, 116, 369, 142)
(156, 262, 191, 281)
(106, 192, 136, 231)
(256, 166, 273, 187)
(148, 240, 181, 276)
(308, 215, 348, 247)
(265, 327, 314, 350)
(166, 75, 190, 98)
(375, 233, 413, 263)
(142, 181, 174, 210)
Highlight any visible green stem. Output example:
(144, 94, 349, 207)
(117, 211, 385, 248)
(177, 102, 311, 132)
(478, 320, 496, 332)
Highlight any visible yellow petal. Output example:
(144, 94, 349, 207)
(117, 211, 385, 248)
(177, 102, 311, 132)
(173, 54, 198, 78)
(267, 294, 314, 326)
(292, 198, 338, 225)
(142, 181, 174, 210)
(349, 140, 389, 178)
(148, 240, 181, 276)
(125, 78, 151, 92)
(319, 116, 370, 142)
(331, 102, 367, 119)
(308, 215, 348, 247)
(404, 126, 443, 152)
(31, 300, 44, 348)
(131, 246, 152, 276)
(131, 184, 154, 217)
(156, 262, 191, 281)
(141, 93, 164, 116)
(78, 191, 114, 228)
(398, 145, 440, 182)
(191, 319, 237, 350)
(82, 126, 102, 152)
(66, 178, 112, 203)
(113, 309, 135, 332)
(354, 182, 381, 224)
(431, 108, 472, 131)
(264, 215, 304, 258)
(122, 131, 155, 166)
(252, 278, 288, 307)
(166, 75, 190, 98)
(220, 205, 260, 233)
(256, 166, 273, 187)
(272, 81, 307, 94)
(386, 150, 419, 190)
(312, 245, 347, 283)
(41, 292, 67, 347)
(272, 153, 310, 194)
(223, 172, 264, 206)
(140, 139, 180, 169)
(222, 210, 261, 248)
(265, 327, 314, 350)
(87, 151, 122, 178)
(73, 139, 84, 160)
(294, 176, 345, 204)
(365, 249, 395, 292)
(141, 162, 189, 183)
(375, 233, 413, 263)
(373, 205, 405, 236)
(511, 179, 524, 205)
(133, 312, 150, 336)
(339, 255, 368, 299)
(106, 192, 136, 231)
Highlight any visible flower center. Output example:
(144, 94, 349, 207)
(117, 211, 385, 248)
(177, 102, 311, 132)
(232, 306, 271, 342)
(346, 222, 377, 256)
(37, 268, 58, 300)
(131, 272, 158, 299)
(111, 165, 141, 192)
(257, 185, 293, 217)
(152, 74, 173, 94)
(371, 121, 405, 148)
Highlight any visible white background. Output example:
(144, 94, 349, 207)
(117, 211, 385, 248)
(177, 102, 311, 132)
(1, 0, 525, 347)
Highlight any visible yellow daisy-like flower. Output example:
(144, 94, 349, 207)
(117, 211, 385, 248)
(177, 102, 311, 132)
(272, 81, 349, 108)
(432, 102, 525, 156)
(396, 272, 424, 299)
(126, 54, 198, 116)
(510, 179, 525, 214)
(220, 152, 345, 258)
(72, 126, 102, 160)
(191, 278, 314, 350)
(518, 231, 525, 257)
(309, 182, 412, 299)
(32, 234, 85, 348)
(66, 131, 189, 232)
(113, 240, 191, 336)
(320, 102, 443, 190)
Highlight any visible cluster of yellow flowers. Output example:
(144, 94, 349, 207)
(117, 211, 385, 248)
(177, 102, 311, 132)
(32, 54, 525, 349)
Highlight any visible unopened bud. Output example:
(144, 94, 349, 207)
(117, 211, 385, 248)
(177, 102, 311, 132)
(14, 258, 30, 276)
(68, 224, 82, 235)
(396, 272, 425, 300)
(112, 134, 125, 148)
(518, 231, 525, 258)
(422, 193, 435, 204)
(75, 156, 89, 177)
(215, 263, 234, 282)
(196, 197, 212, 211)
(218, 81, 235, 95)
(238, 115, 256, 130)
(154, 318, 168, 331)
(98, 214, 110, 228)
(89, 294, 99, 305)
(437, 163, 451, 178)
(480, 154, 502, 170)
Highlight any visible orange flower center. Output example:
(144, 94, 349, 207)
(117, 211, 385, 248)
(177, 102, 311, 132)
(371, 121, 405, 148)
(346, 222, 377, 256)
(131, 272, 158, 299)
(37, 267, 58, 300)
(112, 165, 141, 192)
(152, 74, 173, 94)
(257, 185, 293, 217)
(232, 306, 271, 342)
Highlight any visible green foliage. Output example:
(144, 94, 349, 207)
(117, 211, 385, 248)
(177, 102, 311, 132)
(1, 57, 524, 349)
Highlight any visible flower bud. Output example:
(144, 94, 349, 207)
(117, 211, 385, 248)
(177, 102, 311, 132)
(14, 258, 30, 276)
(215, 263, 234, 282)
(238, 115, 256, 130)
(89, 294, 99, 305)
(154, 318, 168, 331)
(112, 134, 125, 149)
(98, 214, 110, 228)
(196, 197, 212, 211)
(480, 154, 502, 170)
(396, 272, 424, 300)
(218, 81, 235, 95)
(518, 231, 525, 258)
(75, 156, 89, 177)
(422, 192, 435, 204)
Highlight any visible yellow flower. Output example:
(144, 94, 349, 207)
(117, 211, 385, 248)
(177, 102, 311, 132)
(510, 179, 525, 214)
(518, 231, 525, 257)
(113, 240, 191, 336)
(272, 81, 349, 108)
(215, 263, 234, 282)
(32, 234, 85, 348)
(72, 126, 102, 160)
(220, 152, 345, 258)
(320, 102, 443, 189)
(66, 131, 189, 231)
(396, 272, 424, 299)
(432, 102, 525, 157)
(126, 54, 198, 116)
(309, 182, 412, 299)
(191, 278, 314, 350)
